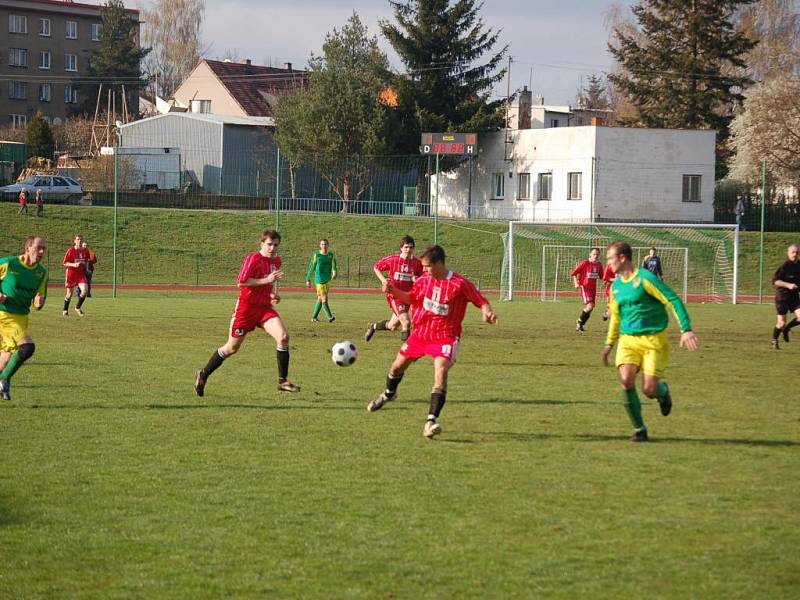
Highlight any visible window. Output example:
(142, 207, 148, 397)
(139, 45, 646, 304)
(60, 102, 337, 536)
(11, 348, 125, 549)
(66, 20, 77, 39)
(9, 81, 28, 99)
(11, 114, 27, 128)
(517, 173, 531, 199)
(568, 172, 582, 200)
(9, 15, 27, 34)
(39, 83, 51, 102)
(550, 118, 560, 128)
(492, 172, 505, 199)
(40, 18, 50, 36)
(9, 48, 28, 67)
(54, 177, 70, 187)
(538, 173, 552, 200)
(682, 174, 701, 202)
(91, 23, 101, 41)
(39, 51, 51, 69)
(65, 54, 77, 72)
(64, 84, 77, 104)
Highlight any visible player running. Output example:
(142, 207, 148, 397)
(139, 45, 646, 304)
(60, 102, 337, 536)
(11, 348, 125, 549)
(62, 234, 90, 316)
(601, 241, 698, 442)
(306, 239, 337, 323)
(571, 247, 603, 332)
(365, 235, 423, 342)
(366, 245, 497, 439)
(0, 236, 48, 401)
(194, 230, 300, 396)
(770, 243, 800, 350)
(601, 261, 616, 321)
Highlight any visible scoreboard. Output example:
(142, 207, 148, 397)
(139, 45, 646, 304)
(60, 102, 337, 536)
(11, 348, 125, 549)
(420, 133, 477, 155)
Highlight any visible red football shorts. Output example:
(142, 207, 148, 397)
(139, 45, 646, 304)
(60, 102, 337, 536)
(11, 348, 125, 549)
(605, 283, 612, 301)
(580, 284, 597, 305)
(229, 302, 279, 338)
(387, 294, 411, 316)
(399, 334, 459, 363)
(65, 272, 87, 288)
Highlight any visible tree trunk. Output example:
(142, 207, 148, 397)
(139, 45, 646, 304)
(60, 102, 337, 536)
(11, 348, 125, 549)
(342, 175, 351, 213)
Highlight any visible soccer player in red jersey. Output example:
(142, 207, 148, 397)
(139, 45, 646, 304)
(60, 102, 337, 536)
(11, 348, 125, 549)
(365, 235, 423, 342)
(571, 247, 603, 332)
(601, 261, 616, 321)
(62, 234, 90, 317)
(366, 245, 497, 438)
(194, 230, 300, 396)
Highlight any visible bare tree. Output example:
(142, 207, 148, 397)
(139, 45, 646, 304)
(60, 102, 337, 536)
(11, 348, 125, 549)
(728, 75, 800, 187)
(736, 0, 800, 82)
(142, 0, 207, 98)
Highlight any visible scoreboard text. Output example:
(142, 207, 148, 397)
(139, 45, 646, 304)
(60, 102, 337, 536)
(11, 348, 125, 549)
(420, 133, 477, 155)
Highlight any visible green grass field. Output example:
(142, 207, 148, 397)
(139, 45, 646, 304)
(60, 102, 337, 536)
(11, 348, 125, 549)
(1, 292, 797, 598)
(1, 202, 797, 294)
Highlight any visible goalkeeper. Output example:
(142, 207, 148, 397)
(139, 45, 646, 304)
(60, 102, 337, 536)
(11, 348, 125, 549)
(306, 239, 337, 323)
(601, 241, 698, 442)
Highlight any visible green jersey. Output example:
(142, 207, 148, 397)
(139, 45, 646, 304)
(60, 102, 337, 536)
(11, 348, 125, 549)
(306, 250, 337, 285)
(0, 255, 49, 315)
(606, 268, 691, 346)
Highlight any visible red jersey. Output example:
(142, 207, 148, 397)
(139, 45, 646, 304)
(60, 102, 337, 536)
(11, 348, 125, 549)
(63, 246, 90, 277)
(602, 263, 616, 286)
(571, 259, 603, 288)
(237, 252, 281, 306)
(408, 271, 488, 341)
(375, 254, 423, 292)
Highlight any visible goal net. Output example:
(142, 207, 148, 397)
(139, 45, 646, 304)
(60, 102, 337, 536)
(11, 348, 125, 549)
(500, 222, 739, 303)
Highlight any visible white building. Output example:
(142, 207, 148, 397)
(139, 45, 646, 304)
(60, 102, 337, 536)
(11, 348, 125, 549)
(432, 126, 716, 223)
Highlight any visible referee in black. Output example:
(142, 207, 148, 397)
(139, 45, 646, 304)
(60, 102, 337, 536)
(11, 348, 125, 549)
(771, 243, 800, 350)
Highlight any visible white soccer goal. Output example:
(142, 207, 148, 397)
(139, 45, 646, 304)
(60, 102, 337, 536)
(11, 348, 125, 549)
(501, 221, 739, 303)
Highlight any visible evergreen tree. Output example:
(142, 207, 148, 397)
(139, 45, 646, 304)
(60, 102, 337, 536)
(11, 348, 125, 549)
(274, 13, 393, 212)
(577, 74, 611, 110)
(380, 0, 508, 178)
(608, 0, 756, 175)
(26, 112, 55, 160)
(75, 0, 150, 117)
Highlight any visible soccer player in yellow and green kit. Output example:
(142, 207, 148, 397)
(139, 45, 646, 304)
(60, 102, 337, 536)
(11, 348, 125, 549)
(0, 236, 48, 401)
(601, 241, 699, 442)
(306, 238, 337, 322)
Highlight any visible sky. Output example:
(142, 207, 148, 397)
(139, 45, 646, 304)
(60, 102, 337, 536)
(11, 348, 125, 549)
(136, 0, 635, 106)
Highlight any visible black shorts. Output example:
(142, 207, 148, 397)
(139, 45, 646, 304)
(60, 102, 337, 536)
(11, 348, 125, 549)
(775, 296, 800, 315)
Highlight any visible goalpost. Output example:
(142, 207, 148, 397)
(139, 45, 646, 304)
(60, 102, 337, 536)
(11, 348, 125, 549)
(502, 221, 739, 303)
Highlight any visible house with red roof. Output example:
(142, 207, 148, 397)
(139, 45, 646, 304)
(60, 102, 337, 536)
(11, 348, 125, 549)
(172, 59, 307, 118)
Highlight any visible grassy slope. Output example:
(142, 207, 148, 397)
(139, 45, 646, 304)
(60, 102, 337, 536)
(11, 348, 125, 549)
(0, 202, 796, 294)
(0, 295, 797, 598)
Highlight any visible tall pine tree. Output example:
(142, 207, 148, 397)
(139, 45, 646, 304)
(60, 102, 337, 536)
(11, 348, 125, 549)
(380, 0, 508, 197)
(75, 0, 150, 118)
(608, 0, 756, 175)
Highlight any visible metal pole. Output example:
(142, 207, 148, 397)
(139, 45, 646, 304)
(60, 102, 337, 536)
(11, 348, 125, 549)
(732, 224, 739, 304)
(112, 139, 118, 298)
(507, 221, 514, 300)
(468, 155, 473, 220)
(758, 158, 767, 303)
(275, 147, 281, 230)
(434, 153, 440, 244)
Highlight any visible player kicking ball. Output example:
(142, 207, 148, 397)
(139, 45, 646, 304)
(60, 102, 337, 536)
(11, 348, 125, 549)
(601, 241, 698, 442)
(194, 230, 299, 397)
(366, 245, 497, 438)
(365, 235, 423, 342)
(571, 247, 603, 332)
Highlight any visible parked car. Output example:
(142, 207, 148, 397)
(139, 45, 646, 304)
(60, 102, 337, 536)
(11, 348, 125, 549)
(1, 174, 83, 204)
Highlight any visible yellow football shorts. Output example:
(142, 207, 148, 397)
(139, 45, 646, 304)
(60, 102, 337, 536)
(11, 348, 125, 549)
(615, 331, 669, 378)
(315, 282, 332, 296)
(0, 311, 29, 353)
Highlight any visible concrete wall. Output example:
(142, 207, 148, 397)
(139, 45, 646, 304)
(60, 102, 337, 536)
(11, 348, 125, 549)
(173, 62, 244, 117)
(594, 127, 715, 222)
(434, 126, 716, 222)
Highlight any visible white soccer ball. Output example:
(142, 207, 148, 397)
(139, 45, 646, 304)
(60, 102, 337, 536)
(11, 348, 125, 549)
(332, 340, 358, 367)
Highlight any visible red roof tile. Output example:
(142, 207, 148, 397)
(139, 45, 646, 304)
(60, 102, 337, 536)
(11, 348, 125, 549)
(205, 59, 308, 117)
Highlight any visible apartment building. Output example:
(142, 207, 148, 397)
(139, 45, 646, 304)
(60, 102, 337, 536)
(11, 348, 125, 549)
(1, 0, 140, 128)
